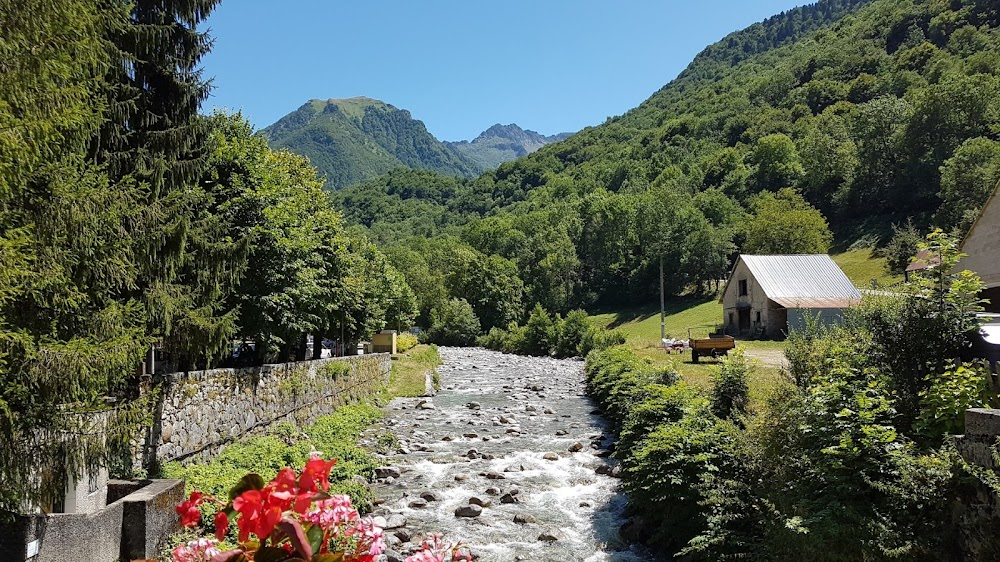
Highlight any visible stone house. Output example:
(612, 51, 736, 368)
(720, 254, 862, 338)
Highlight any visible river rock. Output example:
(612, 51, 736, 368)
(500, 493, 520, 504)
(568, 442, 584, 452)
(454, 473, 468, 481)
(513, 513, 536, 524)
(485, 487, 501, 496)
(466, 402, 482, 410)
(455, 504, 482, 518)
(537, 528, 564, 542)
(393, 528, 412, 542)
(504, 464, 524, 472)
(419, 491, 441, 502)
(525, 405, 537, 412)
(484, 471, 505, 480)
(555, 429, 568, 436)
(408, 498, 427, 509)
(543, 408, 555, 415)
(417, 400, 435, 410)
(383, 549, 405, 562)
(543, 452, 559, 461)
(375, 467, 401, 479)
(469, 496, 492, 508)
(384, 514, 407, 529)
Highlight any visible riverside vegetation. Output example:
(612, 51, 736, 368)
(585, 232, 1000, 560)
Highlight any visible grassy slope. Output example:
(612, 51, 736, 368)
(387, 344, 441, 398)
(589, 250, 891, 395)
(833, 248, 901, 288)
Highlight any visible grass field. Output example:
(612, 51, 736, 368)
(832, 248, 902, 287)
(387, 344, 441, 398)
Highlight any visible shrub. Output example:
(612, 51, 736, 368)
(710, 348, 753, 419)
(580, 327, 626, 357)
(917, 362, 992, 438)
(553, 309, 590, 358)
(421, 298, 481, 346)
(396, 332, 418, 353)
(523, 304, 557, 356)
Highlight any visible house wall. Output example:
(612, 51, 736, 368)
(958, 192, 1000, 290)
(722, 260, 779, 337)
(787, 308, 847, 334)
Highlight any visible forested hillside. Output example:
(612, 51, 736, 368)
(335, 0, 1000, 330)
(263, 97, 482, 189)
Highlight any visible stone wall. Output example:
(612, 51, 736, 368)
(140, 354, 390, 468)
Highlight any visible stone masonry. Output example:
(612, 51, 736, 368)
(139, 354, 391, 469)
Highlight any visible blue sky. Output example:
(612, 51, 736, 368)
(202, 1, 808, 141)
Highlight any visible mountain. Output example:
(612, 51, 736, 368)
(335, 0, 1000, 313)
(261, 97, 482, 190)
(446, 124, 573, 171)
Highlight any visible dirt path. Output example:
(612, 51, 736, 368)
(742, 348, 787, 369)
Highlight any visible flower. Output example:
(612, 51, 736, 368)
(176, 490, 205, 528)
(300, 455, 337, 492)
(171, 538, 221, 562)
(232, 488, 282, 542)
(404, 533, 472, 562)
(213, 510, 229, 542)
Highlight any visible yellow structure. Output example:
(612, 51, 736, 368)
(372, 330, 397, 354)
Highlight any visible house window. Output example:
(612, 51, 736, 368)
(755, 311, 761, 324)
(738, 279, 748, 296)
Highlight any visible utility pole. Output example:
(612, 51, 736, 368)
(660, 256, 665, 342)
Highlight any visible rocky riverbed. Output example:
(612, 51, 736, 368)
(365, 347, 648, 561)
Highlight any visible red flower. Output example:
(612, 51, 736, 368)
(176, 490, 205, 527)
(214, 511, 229, 542)
(232, 488, 283, 542)
(300, 455, 337, 492)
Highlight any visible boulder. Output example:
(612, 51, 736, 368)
(468, 496, 492, 508)
(455, 504, 483, 518)
(513, 513, 536, 525)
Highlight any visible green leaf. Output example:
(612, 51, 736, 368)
(228, 473, 266, 501)
(307, 522, 325, 554)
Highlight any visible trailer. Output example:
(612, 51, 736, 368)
(688, 330, 735, 363)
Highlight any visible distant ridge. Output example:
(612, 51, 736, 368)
(262, 98, 575, 190)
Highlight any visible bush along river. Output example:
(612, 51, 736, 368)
(364, 347, 649, 561)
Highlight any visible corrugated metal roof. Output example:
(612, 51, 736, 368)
(737, 254, 861, 309)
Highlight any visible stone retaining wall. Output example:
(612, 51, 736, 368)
(139, 354, 391, 468)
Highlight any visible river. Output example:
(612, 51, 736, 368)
(367, 347, 649, 562)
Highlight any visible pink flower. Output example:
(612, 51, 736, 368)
(171, 538, 222, 562)
(404, 533, 471, 562)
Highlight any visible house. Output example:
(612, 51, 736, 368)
(957, 185, 1000, 313)
(720, 254, 862, 338)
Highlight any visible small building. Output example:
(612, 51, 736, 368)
(957, 184, 1000, 313)
(372, 330, 397, 354)
(721, 254, 862, 338)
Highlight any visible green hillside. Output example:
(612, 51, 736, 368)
(335, 0, 1000, 320)
(262, 97, 482, 189)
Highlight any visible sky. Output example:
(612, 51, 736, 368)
(201, 0, 809, 142)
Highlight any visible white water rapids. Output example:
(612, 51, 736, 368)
(367, 347, 650, 561)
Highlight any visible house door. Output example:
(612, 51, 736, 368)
(738, 309, 750, 334)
